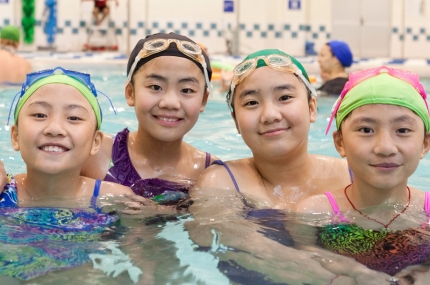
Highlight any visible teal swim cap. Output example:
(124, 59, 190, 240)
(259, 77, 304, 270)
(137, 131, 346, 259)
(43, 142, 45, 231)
(336, 73, 430, 132)
(0, 25, 20, 42)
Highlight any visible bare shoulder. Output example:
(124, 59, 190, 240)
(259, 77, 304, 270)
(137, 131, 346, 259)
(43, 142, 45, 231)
(312, 155, 351, 188)
(294, 193, 333, 214)
(195, 158, 251, 190)
(81, 132, 114, 179)
(100, 181, 133, 195)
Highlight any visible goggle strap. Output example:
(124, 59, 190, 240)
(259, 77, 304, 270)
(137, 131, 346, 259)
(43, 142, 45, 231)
(126, 53, 141, 85)
(201, 61, 212, 95)
(97, 90, 117, 115)
(7, 91, 21, 126)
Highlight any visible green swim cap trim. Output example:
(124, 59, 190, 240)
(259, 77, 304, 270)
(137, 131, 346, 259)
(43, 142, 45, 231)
(0, 26, 20, 42)
(336, 73, 430, 132)
(14, 75, 102, 129)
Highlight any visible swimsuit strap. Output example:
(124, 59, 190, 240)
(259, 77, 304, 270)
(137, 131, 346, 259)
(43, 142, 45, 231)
(205, 152, 211, 169)
(324, 191, 349, 223)
(425, 192, 430, 223)
(90, 179, 102, 208)
(211, 160, 251, 208)
(348, 166, 354, 182)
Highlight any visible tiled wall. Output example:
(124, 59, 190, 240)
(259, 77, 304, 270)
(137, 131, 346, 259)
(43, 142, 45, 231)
(1, 0, 430, 58)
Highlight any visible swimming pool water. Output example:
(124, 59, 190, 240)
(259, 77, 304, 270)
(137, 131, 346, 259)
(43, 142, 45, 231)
(1, 63, 428, 190)
(1, 63, 430, 284)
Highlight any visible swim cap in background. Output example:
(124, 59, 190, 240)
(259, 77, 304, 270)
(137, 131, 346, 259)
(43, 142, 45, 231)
(243, 49, 312, 83)
(15, 75, 102, 129)
(0, 25, 20, 42)
(328, 40, 353, 68)
(127, 32, 212, 81)
(336, 73, 430, 132)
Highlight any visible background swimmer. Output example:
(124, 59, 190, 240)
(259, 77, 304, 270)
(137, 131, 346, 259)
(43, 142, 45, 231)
(317, 40, 353, 96)
(0, 25, 32, 84)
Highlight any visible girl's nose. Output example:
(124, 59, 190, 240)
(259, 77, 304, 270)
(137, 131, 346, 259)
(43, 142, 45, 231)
(158, 89, 181, 110)
(260, 100, 282, 124)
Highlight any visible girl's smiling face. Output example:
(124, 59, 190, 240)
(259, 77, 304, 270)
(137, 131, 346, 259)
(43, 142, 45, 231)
(334, 104, 430, 190)
(126, 56, 209, 142)
(232, 66, 317, 159)
(11, 83, 101, 174)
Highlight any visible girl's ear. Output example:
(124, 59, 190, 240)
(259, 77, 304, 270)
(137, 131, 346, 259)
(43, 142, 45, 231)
(10, 125, 20, 151)
(200, 89, 210, 113)
(90, 130, 103, 156)
(231, 112, 240, 134)
(420, 132, 430, 159)
(125, 83, 135, 107)
(309, 96, 317, 123)
(333, 130, 346, 158)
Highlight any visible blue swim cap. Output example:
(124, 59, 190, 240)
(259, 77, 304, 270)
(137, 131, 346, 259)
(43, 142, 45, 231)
(328, 40, 353, 68)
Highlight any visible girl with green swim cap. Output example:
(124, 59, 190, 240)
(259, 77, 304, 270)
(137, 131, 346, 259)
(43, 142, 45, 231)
(4, 67, 133, 205)
(193, 49, 351, 210)
(295, 66, 430, 280)
(187, 50, 391, 284)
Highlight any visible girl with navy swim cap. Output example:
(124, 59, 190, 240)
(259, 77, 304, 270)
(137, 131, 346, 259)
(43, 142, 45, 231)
(80, 33, 216, 204)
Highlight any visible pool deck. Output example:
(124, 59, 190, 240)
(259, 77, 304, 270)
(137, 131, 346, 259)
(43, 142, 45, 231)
(21, 51, 430, 77)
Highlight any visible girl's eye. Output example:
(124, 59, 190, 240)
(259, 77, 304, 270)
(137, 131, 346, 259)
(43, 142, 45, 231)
(358, 127, 373, 133)
(68, 116, 81, 121)
(33, 113, 46, 118)
(280, 95, 292, 101)
(397, 128, 411, 134)
(150, 85, 162, 91)
(182, 88, 194, 94)
(244, 100, 258, 106)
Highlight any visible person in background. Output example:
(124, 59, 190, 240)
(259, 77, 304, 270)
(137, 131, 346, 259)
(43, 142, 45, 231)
(317, 40, 353, 96)
(82, 0, 119, 26)
(0, 25, 32, 85)
(295, 66, 430, 282)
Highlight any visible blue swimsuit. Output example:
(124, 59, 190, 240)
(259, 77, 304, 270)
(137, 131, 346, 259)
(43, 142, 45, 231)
(0, 175, 102, 208)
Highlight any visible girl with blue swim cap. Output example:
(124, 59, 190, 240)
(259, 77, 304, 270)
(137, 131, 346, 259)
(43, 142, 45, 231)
(2, 67, 133, 206)
(0, 67, 143, 281)
(296, 66, 430, 280)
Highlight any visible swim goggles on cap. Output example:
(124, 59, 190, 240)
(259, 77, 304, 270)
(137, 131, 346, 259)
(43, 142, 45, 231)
(228, 54, 317, 109)
(7, 67, 116, 127)
(126, 38, 211, 88)
(325, 66, 429, 135)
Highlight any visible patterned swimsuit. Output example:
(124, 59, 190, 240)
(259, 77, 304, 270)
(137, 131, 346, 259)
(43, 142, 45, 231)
(0, 176, 120, 280)
(319, 191, 430, 275)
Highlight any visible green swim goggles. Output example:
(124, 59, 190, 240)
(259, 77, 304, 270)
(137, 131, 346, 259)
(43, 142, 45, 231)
(227, 54, 317, 110)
